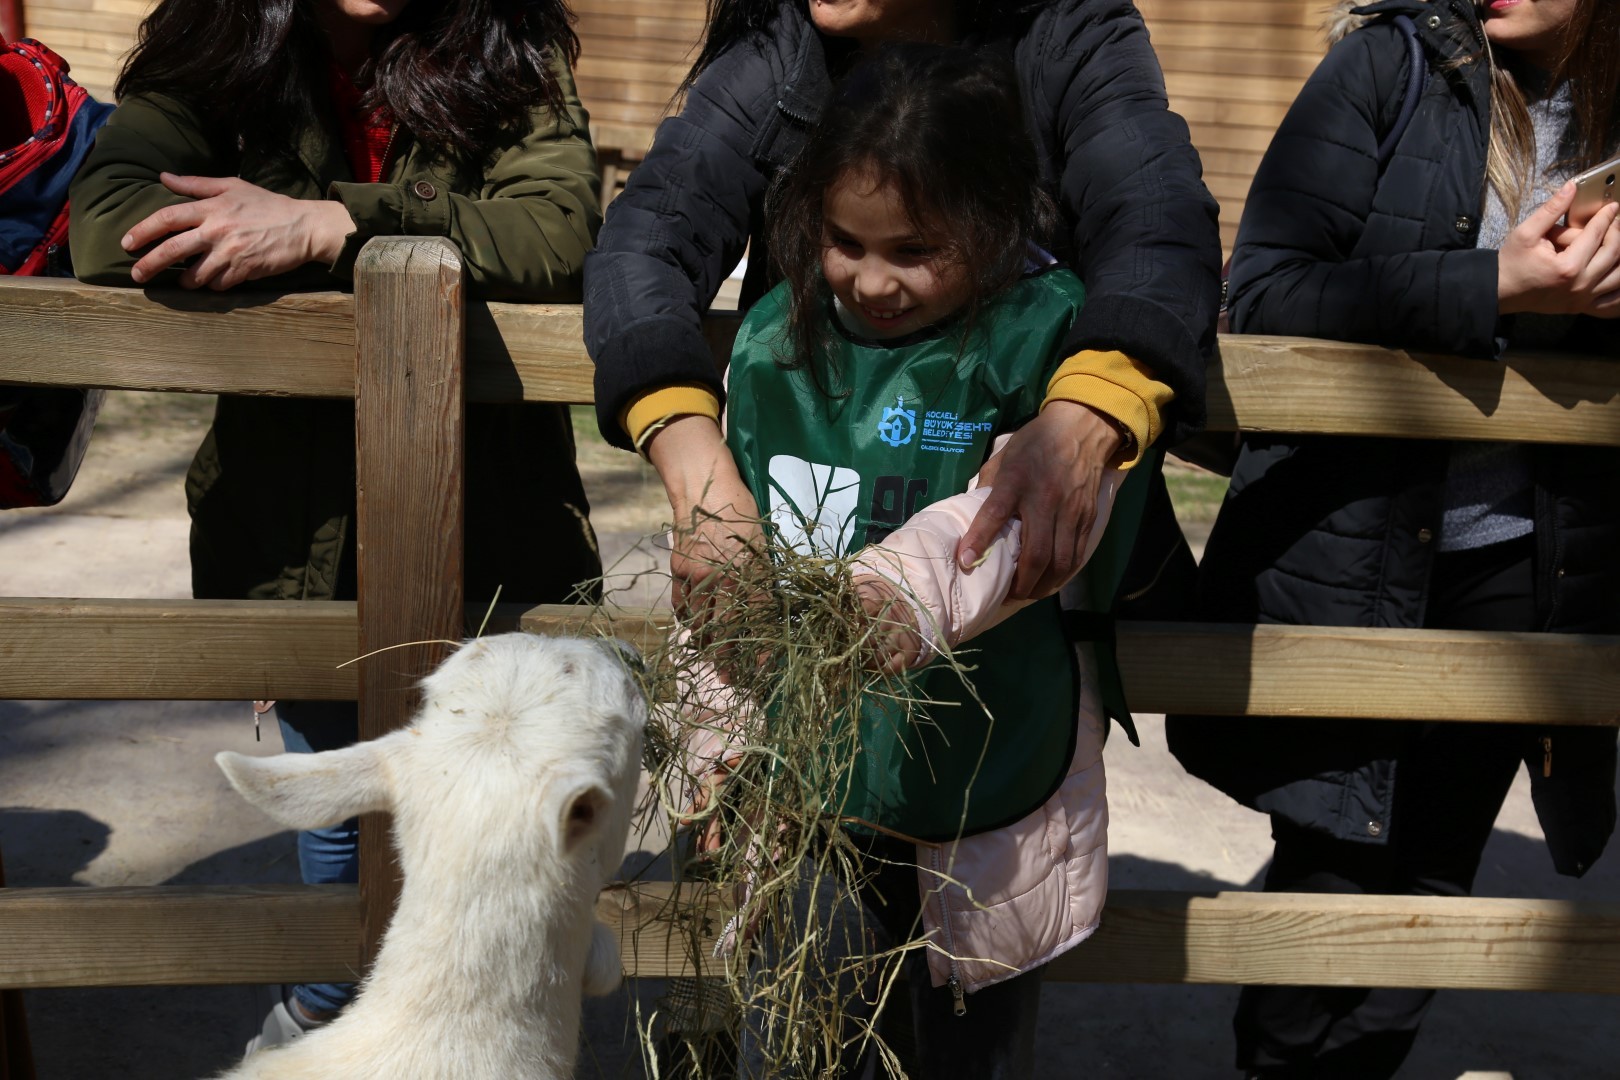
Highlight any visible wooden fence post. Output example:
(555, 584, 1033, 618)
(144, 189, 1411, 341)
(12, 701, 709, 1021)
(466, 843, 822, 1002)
(353, 237, 467, 972)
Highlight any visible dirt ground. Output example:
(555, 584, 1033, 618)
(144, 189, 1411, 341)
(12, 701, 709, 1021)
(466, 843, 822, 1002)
(1, 392, 1615, 1079)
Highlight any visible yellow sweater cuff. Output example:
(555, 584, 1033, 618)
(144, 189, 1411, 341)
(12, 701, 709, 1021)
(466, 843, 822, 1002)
(622, 385, 723, 452)
(1041, 350, 1175, 469)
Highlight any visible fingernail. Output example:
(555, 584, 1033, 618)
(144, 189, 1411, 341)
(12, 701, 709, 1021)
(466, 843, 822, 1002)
(960, 548, 978, 569)
(129, 267, 145, 283)
(120, 234, 133, 250)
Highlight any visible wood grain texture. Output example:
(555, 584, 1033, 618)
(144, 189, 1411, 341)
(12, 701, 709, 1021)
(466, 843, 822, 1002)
(1209, 336, 1620, 445)
(0, 278, 743, 406)
(7, 885, 1616, 993)
(1050, 891, 1620, 992)
(0, 278, 357, 396)
(0, 599, 531, 700)
(0, 598, 357, 700)
(18, 273, 1615, 446)
(353, 237, 467, 973)
(2, 600, 1616, 725)
(520, 608, 1620, 726)
(570, 0, 703, 155)
(0, 886, 360, 989)
(1115, 622, 1620, 723)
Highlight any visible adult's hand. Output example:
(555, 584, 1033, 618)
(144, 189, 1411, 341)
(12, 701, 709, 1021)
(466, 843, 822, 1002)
(957, 399, 1124, 601)
(1498, 182, 1620, 317)
(122, 173, 356, 290)
(645, 414, 764, 621)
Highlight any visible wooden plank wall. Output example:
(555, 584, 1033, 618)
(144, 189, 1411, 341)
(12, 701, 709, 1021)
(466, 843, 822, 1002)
(20, 0, 152, 102)
(572, 0, 705, 159)
(1138, 0, 1328, 253)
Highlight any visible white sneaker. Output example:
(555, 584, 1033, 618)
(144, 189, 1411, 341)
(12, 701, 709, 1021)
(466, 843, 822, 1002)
(244, 984, 330, 1057)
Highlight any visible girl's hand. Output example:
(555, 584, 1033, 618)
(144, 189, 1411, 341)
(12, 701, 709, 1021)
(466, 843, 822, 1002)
(645, 414, 765, 623)
(853, 575, 924, 674)
(121, 173, 356, 290)
(1498, 182, 1620, 317)
(957, 400, 1123, 600)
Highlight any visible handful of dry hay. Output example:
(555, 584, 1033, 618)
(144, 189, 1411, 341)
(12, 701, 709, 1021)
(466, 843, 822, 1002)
(582, 528, 983, 1079)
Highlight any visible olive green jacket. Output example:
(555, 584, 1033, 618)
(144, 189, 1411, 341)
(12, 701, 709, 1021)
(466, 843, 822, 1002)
(69, 65, 603, 606)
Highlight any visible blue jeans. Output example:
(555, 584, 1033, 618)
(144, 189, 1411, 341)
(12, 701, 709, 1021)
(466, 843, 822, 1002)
(737, 834, 1043, 1079)
(276, 700, 359, 1015)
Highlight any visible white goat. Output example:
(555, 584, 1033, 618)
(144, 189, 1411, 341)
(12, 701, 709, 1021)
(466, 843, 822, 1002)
(215, 633, 647, 1080)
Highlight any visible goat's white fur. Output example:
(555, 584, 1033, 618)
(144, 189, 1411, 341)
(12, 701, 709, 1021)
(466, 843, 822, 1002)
(215, 633, 647, 1080)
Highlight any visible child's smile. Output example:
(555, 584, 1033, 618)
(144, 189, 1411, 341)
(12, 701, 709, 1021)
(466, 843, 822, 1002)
(820, 166, 970, 339)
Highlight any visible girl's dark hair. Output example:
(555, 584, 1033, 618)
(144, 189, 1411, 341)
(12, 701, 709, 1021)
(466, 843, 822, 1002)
(765, 42, 1055, 388)
(118, 0, 580, 168)
(682, 0, 1048, 93)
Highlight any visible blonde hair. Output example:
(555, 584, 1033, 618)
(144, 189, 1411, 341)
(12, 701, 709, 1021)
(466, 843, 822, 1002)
(1484, 0, 1620, 220)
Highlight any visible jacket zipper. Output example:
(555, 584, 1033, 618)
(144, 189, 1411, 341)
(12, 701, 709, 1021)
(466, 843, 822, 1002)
(776, 95, 817, 125)
(929, 846, 968, 1016)
(380, 124, 400, 180)
(1543, 736, 1553, 778)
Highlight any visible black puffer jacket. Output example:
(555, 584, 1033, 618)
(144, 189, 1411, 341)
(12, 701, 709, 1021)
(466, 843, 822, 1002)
(1167, 0, 1619, 876)
(582, 0, 1220, 449)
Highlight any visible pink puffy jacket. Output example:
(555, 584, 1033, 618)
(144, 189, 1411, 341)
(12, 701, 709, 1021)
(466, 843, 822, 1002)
(851, 469, 1121, 994)
(683, 453, 1123, 996)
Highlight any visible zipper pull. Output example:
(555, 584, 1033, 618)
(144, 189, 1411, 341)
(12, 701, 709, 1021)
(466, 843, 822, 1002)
(1543, 736, 1553, 778)
(948, 974, 966, 1017)
(252, 700, 276, 744)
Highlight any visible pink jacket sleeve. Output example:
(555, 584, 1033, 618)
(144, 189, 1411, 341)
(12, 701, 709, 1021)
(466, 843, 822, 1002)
(849, 462, 1124, 668)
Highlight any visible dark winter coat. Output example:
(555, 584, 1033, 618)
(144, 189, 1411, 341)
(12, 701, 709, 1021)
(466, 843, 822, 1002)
(582, 0, 1221, 450)
(69, 66, 602, 606)
(1166, 0, 1620, 877)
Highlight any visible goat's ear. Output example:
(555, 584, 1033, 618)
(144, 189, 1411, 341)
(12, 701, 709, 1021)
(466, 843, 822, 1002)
(217, 735, 402, 829)
(554, 774, 613, 855)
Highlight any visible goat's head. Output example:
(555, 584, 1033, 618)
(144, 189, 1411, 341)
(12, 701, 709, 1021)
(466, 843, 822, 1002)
(218, 634, 648, 890)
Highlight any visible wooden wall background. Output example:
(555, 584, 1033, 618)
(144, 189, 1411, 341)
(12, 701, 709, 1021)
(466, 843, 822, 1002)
(1137, 0, 1331, 251)
(21, 0, 1332, 253)
(16, 0, 148, 104)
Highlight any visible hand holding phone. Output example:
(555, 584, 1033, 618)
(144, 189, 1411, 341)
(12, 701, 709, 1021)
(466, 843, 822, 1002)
(1567, 155, 1620, 228)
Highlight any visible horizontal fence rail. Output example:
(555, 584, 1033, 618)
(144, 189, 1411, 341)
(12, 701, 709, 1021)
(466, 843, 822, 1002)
(4, 277, 1620, 444)
(3, 261, 1618, 1003)
(1, 600, 1616, 725)
(5, 883, 1617, 994)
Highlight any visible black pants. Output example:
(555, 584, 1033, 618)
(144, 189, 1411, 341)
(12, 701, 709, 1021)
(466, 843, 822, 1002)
(737, 835, 1045, 1079)
(1237, 537, 1537, 1079)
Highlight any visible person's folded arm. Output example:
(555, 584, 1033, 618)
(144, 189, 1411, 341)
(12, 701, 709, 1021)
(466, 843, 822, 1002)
(326, 61, 600, 301)
(69, 92, 233, 286)
(582, 37, 778, 449)
(1036, 0, 1222, 448)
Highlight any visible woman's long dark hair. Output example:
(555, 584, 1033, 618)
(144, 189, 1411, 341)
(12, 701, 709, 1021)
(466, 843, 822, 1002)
(765, 43, 1055, 392)
(118, 0, 580, 167)
(681, 0, 1048, 92)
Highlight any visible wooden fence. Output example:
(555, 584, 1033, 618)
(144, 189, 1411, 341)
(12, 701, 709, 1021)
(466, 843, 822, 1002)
(2, 238, 1618, 1018)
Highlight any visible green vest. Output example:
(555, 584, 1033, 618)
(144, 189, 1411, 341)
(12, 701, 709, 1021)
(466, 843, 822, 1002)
(726, 268, 1148, 840)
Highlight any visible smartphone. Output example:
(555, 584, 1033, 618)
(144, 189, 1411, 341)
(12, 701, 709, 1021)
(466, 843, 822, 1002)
(1568, 155, 1620, 228)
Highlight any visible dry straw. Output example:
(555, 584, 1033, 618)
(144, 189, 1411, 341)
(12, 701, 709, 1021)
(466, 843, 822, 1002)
(578, 515, 992, 1080)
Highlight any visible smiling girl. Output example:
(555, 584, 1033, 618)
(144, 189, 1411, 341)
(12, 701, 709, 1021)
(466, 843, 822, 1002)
(69, 0, 602, 1053)
(693, 43, 1152, 1077)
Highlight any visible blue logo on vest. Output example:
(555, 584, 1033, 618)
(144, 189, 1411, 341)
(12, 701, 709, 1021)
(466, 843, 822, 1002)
(876, 396, 916, 448)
